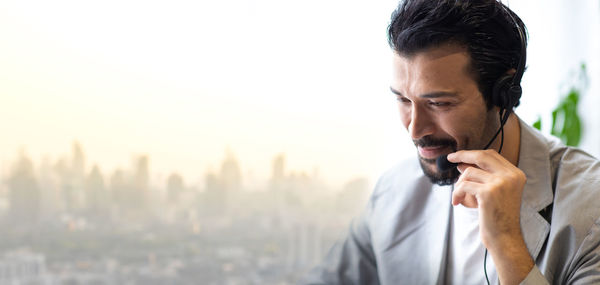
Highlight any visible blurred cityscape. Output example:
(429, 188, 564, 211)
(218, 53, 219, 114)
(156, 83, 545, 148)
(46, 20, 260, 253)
(0, 142, 370, 285)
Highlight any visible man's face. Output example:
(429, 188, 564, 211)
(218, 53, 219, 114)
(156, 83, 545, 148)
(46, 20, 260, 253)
(390, 44, 500, 185)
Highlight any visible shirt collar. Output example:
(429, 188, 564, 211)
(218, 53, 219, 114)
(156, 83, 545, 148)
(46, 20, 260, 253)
(517, 117, 554, 212)
(515, 117, 554, 259)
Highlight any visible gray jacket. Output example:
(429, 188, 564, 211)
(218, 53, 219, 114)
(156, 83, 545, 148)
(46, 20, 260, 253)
(300, 121, 600, 284)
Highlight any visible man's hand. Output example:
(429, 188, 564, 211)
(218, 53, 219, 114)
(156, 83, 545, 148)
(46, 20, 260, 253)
(447, 149, 534, 285)
(447, 149, 526, 246)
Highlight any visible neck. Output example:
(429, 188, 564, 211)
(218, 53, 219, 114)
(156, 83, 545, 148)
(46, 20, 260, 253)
(490, 112, 521, 166)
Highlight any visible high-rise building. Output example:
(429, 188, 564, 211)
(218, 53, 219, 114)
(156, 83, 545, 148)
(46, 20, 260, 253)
(201, 171, 225, 216)
(166, 173, 184, 205)
(38, 156, 63, 217)
(133, 155, 149, 194)
(200, 150, 243, 216)
(219, 150, 241, 193)
(133, 155, 150, 212)
(71, 141, 86, 180)
(86, 165, 107, 217)
(7, 152, 40, 224)
(109, 169, 127, 216)
(270, 154, 286, 193)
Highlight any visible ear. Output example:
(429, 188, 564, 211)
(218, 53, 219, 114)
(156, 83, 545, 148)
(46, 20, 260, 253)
(491, 69, 521, 110)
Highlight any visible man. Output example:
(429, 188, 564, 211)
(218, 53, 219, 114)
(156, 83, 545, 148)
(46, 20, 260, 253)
(299, 0, 600, 284)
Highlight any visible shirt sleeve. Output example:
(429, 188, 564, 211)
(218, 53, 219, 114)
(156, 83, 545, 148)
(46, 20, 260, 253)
(520, 265, 549, 285)
(565, 217, 600, 284)
(521, 216, 600, 285)
(297, 201, 380, 285)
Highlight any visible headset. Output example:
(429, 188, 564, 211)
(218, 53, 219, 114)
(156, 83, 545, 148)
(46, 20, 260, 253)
(487, 2, 527, 150)
(437, 2, 527, 172)
(435, 3, 527, 284)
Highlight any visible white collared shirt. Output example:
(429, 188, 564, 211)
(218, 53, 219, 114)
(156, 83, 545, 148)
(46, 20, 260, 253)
(446, 204, 498, 284)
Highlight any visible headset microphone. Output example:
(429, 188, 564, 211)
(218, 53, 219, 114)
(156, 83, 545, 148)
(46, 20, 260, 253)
(436, 154, 457, 172)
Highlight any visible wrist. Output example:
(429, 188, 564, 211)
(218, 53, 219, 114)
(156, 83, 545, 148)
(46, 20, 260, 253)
(486, 233, 534, 285)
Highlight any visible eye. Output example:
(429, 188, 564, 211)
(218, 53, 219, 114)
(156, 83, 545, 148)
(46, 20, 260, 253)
(429, 101, 451, 107)
(396, 96, 411, 104)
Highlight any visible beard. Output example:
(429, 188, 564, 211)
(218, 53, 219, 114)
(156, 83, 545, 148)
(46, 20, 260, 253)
(414, 136, 460, 186)
(419, 156, 460, 185)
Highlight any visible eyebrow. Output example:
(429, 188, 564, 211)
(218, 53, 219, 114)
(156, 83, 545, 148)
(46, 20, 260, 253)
(389, 87, 458, 99)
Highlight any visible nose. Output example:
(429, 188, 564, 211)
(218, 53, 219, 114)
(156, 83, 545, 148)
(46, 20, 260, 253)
(408, 104, 435, 140)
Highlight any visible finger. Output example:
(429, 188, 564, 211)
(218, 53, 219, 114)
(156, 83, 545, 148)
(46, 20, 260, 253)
(452, 191, 478, 208)
(456, 163, 477, 173)
(447, 149, 505, 171)
(457, 165, 493, 184)
(452, 180, 482, 207)
(452, 189, 466, 206)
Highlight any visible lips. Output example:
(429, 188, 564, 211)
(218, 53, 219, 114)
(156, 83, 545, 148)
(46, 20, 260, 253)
(418, 145, 450, 159)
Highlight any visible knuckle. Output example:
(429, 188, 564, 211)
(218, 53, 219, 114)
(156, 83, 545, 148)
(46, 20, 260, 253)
(479, 189, 491, 200)
(463, 167, 473, 176)
(490, 177, 504, 190)
(508, 169, 526, 183)
(452, 188, 465, 200)
(478, 187, 495, 201)
(478, 160, 488, 170)
(517, 169, 527, 181)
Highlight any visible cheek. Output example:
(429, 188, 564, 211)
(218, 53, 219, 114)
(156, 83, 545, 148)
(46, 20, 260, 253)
(437, 116, 465, 143)
(441, 116, 477, 148)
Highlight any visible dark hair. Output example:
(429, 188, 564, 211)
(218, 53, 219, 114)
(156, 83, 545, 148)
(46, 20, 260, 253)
(387, 0, 527, 108)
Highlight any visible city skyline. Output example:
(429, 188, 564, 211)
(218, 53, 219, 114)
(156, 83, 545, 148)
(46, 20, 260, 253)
(0, 140, 374, 193)
(0, 139, 370, 284)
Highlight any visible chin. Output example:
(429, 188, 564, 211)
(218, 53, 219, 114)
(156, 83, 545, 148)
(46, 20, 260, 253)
(418, 157, 459, 186)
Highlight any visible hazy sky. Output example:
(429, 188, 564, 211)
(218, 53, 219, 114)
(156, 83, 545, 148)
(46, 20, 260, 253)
(0, 0, 410, 188)
(1, 0, 598, 189)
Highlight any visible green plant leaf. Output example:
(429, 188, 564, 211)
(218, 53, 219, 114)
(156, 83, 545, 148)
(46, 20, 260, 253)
(532, 63, 585, 147)
(532, 117, 541, 130)
(551, 109, 559, 137)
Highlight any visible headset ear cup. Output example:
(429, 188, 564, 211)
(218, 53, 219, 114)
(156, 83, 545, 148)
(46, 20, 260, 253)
(507, 84, 522, 108)
(492, 74, 514, 109)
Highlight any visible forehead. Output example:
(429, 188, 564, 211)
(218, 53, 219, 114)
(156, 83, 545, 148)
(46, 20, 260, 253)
(392, 44, 477, 95)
